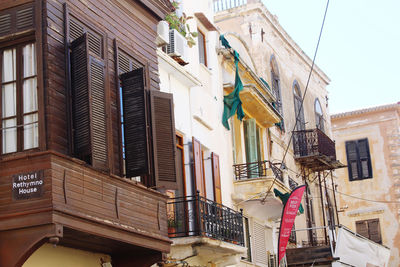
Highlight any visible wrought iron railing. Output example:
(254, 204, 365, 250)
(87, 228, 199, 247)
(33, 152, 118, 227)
(167, 193, 244, 246)
(213, 0, 248, 12)
(233, 160, 283, 182)
(292, 128, 336, 160)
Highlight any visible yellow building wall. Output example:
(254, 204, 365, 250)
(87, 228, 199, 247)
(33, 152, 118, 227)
(332, 104, 400, 267)
(23, 243, 111, 267)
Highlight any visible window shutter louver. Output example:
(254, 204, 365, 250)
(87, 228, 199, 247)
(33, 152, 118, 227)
(150, 90, 177, 190)
(368, 219, 381, 244)
(192, 137, 205, 197)
(71, 34, 91, 161)
(70, 34, 107, 170)
(356, 220, 369, 238)
(0, 4, 35, 37)
(358, 139, 372, 178)
(120, 69, 150, 178)
(253, 222, 268, 266)
(16, 6, 34, 30)
(211, 152, 222, 204)
(89, 57, 107, 169)
(346, 141, 359, 180)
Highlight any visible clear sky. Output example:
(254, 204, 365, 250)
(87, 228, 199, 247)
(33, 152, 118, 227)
(261, 0, 400, 114)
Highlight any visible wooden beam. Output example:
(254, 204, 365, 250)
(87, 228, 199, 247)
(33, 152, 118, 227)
(0, 224, 63, 267)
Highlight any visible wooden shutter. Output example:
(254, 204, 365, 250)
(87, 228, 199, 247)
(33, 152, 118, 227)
(0, 4, 35, 37)
(368, 219, 381, 244)
(192, 137, 205, 197)
(150, 90, 177, 190)
(356, 220, 369, 239)
(70, 34, 107, 169)
(358, 139, 372, 178)
(70, 34, 91, 161)
(346, 141, 359, 180)
(211, 152, 222, 204)
(253, 221, 267, 266)
(89, 56, 107, 169)
(120, 69, 149, 178)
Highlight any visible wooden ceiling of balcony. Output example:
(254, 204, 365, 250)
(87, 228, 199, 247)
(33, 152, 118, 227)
(295, 154, 346, 172)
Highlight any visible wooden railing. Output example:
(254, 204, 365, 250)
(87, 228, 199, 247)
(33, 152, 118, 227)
(292, 128, 336, 160)
(233, 160, 283, 182)
(213, 0, 248, 12)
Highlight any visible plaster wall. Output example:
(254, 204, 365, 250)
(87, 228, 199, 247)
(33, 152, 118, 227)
(23, 244, 110, 267)
(332, 104, 400, 267)
(214, 0, 334, 248)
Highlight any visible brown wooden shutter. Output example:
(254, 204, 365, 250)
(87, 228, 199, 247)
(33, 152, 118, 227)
(192, 137, 205, 197)
(120, 69, 150, 178)
(356, 220, 369, 238)
(368, 219, 381, 244)
(346, 141, 359, 180)
(89, 56, 107, 169)
(150, 90, 177, 190)
(70, 34, 107, 170)
(70, 34, 91, 162)
(211, 152, 222, 204)
(0, 4, 35, 37)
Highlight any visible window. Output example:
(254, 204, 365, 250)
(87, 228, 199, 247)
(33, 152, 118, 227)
(293, 81, 305, 131)
(66, 13, 108, 170)
(270, 55, 284, 130)
(345, 138, 373, 180)
(198, 30, 207, 66)
(116, 43, 177, 190)
(356, 219, 382, 244)
(315, 98, 324, 132)
(1, 42, 38, 154)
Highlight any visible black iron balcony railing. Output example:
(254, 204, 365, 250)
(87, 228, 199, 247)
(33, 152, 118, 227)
(292, 128, 336, 160)
(233, 160, 283, 182)
(167, 193, 245, 246)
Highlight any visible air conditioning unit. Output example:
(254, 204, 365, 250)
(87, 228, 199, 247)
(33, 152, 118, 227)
(156, 20, 169, 46)
(167, 29, 188, 65)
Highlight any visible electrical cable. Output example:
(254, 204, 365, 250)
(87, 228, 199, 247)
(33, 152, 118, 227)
(260, 0, 331, 203)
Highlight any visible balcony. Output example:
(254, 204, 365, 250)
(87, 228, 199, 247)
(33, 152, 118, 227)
(166, 194, 246, 265)
(0, 151, 170, 267)
(293, 128, 344, 171)
(214, 0, 248, 12)
(232, 161, 290, 220)
(167, 194, 244, 245)
(234, 160, 283, 182)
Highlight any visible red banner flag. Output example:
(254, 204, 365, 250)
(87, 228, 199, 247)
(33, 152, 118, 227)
(277, 185, 306, 266)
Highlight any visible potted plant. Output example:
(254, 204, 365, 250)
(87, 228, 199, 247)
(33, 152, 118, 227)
(165, 1, 198, 48)
(167, 215, 180, 237)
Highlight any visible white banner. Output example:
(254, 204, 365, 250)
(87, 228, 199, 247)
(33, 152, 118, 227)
(333, 227, 390, 267)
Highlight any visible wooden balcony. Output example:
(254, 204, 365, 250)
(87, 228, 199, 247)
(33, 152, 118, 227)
(0, 151, 170, 266)
(293, 128, 344, 171)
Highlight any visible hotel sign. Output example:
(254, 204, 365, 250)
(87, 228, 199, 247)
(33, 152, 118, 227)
(12, 170, 44, 200)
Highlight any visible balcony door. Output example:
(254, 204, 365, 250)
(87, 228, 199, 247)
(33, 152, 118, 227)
(244, 118, 262, 178)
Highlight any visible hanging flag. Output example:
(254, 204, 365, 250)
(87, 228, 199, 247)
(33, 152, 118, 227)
(277, 185, 306, 266)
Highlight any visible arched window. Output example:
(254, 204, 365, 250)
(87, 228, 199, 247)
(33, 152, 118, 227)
(270, 55, 284, 129)
(293, 81, 305, 131)
(315, 99, 324, 132)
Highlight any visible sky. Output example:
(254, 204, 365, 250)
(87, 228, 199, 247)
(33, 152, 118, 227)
(261, 0, 400, 114)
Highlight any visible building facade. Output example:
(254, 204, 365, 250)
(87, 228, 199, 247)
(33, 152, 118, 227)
(214, 0, 342, 266)
(0, 0, 178, 266)
(332, 103, 400, 266)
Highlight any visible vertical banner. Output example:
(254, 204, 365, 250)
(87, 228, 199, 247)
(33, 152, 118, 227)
(277, 185, 306, 266)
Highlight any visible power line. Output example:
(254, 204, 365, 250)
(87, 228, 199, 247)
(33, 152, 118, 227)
(323, 184, 400, 204)
(261, 0, 330, 203)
